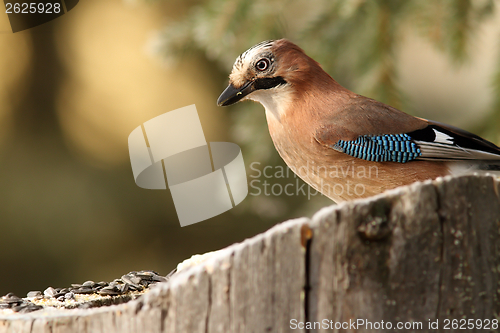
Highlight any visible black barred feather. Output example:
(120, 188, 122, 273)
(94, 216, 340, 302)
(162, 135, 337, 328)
(334, 134, 421, 163)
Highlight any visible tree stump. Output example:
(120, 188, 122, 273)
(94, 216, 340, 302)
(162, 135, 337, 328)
(1, 175, 499, 332)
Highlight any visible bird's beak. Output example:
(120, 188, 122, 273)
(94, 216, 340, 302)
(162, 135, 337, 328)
(217, 81, 255, 106)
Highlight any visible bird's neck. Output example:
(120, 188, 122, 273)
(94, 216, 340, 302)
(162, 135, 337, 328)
(253, 75, 352, 126)
(285, 70, 354, 123)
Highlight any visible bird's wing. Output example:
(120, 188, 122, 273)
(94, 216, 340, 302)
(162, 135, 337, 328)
(407, 120, 500, 161)
(314, 97, 500, 163)
(328, 134, 422, 163)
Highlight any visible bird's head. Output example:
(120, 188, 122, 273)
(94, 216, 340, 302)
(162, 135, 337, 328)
(217, 39, 331, 119)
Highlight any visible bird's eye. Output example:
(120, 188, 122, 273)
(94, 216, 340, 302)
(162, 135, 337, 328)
(255, 58, 270, 71)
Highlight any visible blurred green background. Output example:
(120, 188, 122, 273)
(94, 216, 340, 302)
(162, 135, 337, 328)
(0, 0, 499, 296)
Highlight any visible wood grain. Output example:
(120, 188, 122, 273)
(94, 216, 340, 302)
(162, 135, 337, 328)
(0, 175, 498, 333)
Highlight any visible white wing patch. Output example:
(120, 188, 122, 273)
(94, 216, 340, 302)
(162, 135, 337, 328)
(432, 129, 454, 144)
(415, 128, 500, 160)
(415, 141, 500, 160)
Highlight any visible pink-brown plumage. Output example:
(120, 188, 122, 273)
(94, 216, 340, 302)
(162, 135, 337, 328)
(218, 39, 500, 203)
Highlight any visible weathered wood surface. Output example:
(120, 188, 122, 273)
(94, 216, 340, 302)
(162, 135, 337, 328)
(1, 175, 499, 333)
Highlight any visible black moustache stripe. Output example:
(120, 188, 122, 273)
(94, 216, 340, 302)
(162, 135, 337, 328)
(254, 76, 287, 90)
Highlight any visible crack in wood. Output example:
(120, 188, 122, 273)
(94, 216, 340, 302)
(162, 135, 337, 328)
(436, 185, 445, 321)
(204, 275, 212, 333)
(301, 223, 313, 333)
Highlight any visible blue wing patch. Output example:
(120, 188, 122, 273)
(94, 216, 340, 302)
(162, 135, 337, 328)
(334, 134, 421, 163)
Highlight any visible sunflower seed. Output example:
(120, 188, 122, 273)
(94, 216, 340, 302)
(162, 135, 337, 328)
(72, 287, 94, 294)
(98, 287, 121, 296)
(82, 281, 95, 288)
(152, 275, 168, 283)
(120, 283, 129, 293)
(44, 287, 57, 298)
(26, 291, 42, 298)
(1, 294, 23, 304)
(20, 303, 43, 313)
(136, 271, 154, 279)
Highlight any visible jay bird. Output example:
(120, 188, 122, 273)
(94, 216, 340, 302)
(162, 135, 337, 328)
(217, 39, 500, 203)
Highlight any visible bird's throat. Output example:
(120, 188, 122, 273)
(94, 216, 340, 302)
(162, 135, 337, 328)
(248, 85, 293, 122)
